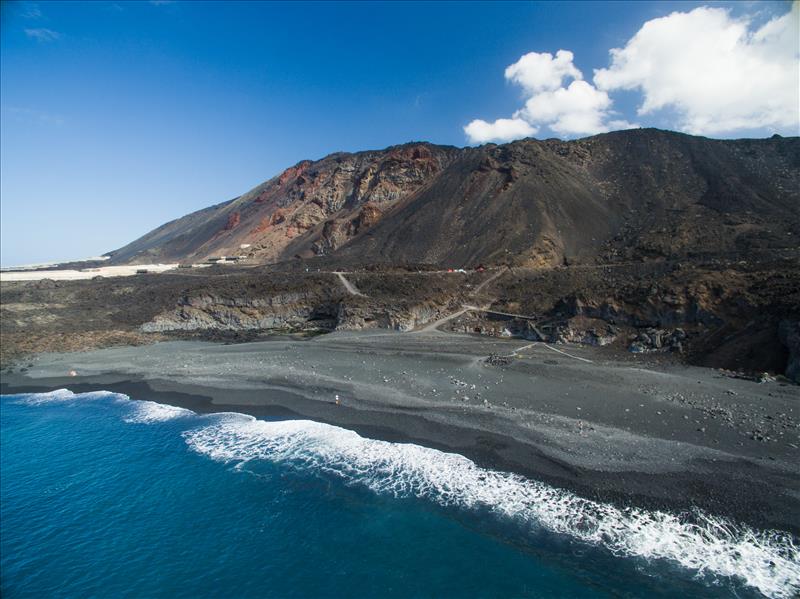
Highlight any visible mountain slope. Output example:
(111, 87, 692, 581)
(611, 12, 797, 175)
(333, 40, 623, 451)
(108, 129, 800, 267)
(108, 143, 461, 264)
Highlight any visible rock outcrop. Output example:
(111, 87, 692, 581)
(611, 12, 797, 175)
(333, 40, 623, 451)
(140, 290, 456, 335)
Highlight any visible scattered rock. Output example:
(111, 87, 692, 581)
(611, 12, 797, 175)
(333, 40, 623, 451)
(627, 327, 687, 353)
(485, 354, 512, 366)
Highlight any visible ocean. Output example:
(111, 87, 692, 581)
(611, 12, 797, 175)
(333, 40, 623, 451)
(1, 390, 798, 598)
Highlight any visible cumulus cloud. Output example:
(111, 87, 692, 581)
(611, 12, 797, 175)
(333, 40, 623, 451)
(464, 3, 798, 143)
(515, 80, 637, 137)
(505, 49, 583, 93)
(593, 5, 799, 135)
(24, 28, 61, 42)
(464, 50, 633, 143)
(463, 117, 537, 144)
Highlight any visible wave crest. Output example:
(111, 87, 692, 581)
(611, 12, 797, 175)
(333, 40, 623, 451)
(13, 388, 194, 424)
(184, 416, 800, 599)
(123, 400, 195, 424)
(13, 388, 125, 405)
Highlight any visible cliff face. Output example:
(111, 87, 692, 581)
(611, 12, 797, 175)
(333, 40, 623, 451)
(107, 129, 799, 269)
(109, 143, 461, 264)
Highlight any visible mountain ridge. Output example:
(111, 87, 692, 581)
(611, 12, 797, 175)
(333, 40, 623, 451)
(107, 128, 800, 268)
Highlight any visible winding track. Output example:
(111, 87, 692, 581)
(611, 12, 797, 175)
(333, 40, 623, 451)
(334, 271, 366, 296)
(417, 306, 473, 333)
(471, 268, 507, 296)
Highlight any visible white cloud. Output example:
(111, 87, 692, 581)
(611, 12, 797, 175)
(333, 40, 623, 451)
(465, 50, 630, 143)
(515, 80, 637, 137)
(505, 50, 583, 93)
(24, 28, 61, 42)
(464, 3, 798, 142)
(593, 5, 799, 135)
(463, 118, 537, 144)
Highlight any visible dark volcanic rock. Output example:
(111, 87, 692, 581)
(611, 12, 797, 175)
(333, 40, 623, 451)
(778, 320, 800, 382)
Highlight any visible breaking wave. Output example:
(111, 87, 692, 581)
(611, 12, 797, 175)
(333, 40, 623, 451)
(13, 388, 120, 405)
(123, 400, 195, 424)
(184, 414, 800, 599)
(9, 390, 800, 598)
(12, 388, 194, 424)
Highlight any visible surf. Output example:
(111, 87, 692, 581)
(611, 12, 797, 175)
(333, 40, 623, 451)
(7, 389, 800, 598)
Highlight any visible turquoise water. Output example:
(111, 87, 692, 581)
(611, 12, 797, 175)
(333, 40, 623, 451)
(1, 391, 798, 598)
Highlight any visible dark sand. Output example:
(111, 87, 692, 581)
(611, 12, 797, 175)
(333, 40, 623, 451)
(2, 329, 798, 534)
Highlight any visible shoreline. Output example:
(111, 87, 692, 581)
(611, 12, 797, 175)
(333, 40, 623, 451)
(2, 332, 799, 536)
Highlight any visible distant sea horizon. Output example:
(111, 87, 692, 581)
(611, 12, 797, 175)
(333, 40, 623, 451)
(0, 255, 109, 271)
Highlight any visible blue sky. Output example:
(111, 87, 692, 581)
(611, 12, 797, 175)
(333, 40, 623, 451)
(1, 0, 797, 266)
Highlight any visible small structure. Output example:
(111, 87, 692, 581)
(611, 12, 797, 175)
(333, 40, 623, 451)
(206, 257, 222, 263)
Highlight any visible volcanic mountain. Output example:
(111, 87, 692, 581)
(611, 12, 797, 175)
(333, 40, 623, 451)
(108, 129, 799, 268)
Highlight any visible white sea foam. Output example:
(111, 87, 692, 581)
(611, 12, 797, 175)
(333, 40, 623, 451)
(13, 389, 194, 424)
(183, 415, 800, 599)
(122, 400, 195, 424)
(10, 390, 800, 597)
(13, 388, 124, 405)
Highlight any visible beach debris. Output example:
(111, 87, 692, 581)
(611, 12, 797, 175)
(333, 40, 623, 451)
(68, 370, 77, 377)
(334, 394, 340, 406)
(485, 354, 512, 366)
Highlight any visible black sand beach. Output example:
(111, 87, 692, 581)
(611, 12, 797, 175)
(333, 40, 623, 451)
(3, 330, 799, 535)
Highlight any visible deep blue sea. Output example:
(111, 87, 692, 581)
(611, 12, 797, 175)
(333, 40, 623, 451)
(1, 390, 798, 598)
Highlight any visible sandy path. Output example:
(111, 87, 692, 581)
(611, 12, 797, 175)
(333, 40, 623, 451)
(471, 268, 507, 296)
(334, 272, 366, 296)
(417, 306, 473, 333)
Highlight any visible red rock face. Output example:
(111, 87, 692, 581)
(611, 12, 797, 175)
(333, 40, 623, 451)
(251, 217, 271, 236)
(113, 142, 458, 261)
(277, 160, 312, 187)
(270, 210, 286, 226)
(224, 212, 241, 231)
(211, 143, 462, 260)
